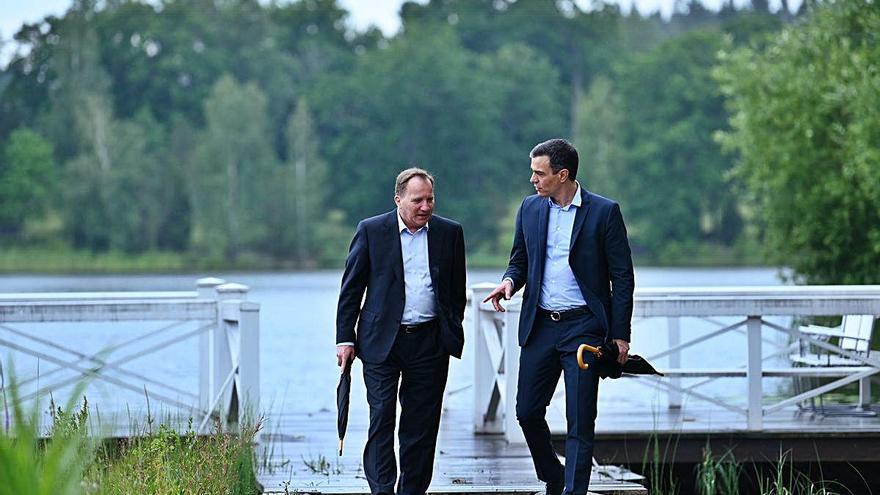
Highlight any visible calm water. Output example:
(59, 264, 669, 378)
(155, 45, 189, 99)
(0, 267, 787, 420)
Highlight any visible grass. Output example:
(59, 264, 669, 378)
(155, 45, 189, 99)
(88, 418, 261, 495)
(641, 431, 680, 495)
(0, 246, 282, 273)
(0, 380, 95, 495)
(695, 445, 743, 495)
(689, 444, 866, 495)
(0, 243, 774, 273)
(0, 371, 262, 495)
(635, 431, 867, 495)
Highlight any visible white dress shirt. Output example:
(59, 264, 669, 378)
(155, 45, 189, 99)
(337, 211, 437, 348)
(397, 212, 437, 324)
(538, 182, 587, 311)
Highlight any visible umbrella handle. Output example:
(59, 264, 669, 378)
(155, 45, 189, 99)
(577, 344, 602, 370)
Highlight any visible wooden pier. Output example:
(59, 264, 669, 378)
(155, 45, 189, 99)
(3, 280, 880, 493)
(257, 407, 647, 495)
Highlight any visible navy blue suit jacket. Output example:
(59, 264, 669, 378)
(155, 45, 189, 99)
(503, 188, 635, 346)
(336, 210, 467, 363)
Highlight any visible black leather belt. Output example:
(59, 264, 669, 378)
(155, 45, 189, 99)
(399, 320, 437, 334)
(537, 306, 590, 322)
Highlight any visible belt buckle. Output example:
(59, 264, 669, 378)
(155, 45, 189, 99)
(550, 311, 562, 322)
(404, 324, 418, 334)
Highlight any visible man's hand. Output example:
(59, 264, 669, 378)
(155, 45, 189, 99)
(337, 345, 356, 371)
(482, 279, 513, 312)
(612, 339, 630, 365)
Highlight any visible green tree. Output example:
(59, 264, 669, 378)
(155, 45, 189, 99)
(310, 26, 504, 249)
(401, 0, 622, 135)
(480, 42, 567, 252)
(572, 75, 623, 201)
(61, 92, 116, 251)
(191, 74, 276, 261)
(717, 0, 880, 283)
(0, 129, 56, 238)
(614, 30, 739, 261)
(104, 110, 168, 252)
(264, 97, 332, 265)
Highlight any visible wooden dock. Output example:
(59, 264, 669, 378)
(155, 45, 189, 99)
(589, 403, 880, 465)
(255, 397, 880, 494)
(256, 407, 647, 494)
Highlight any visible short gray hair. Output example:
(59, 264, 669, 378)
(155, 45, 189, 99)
(395, 167, 435, 196)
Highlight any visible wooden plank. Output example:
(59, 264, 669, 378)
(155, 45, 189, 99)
(0, 299, 216, 322)
(655, 366, 877, 377)
(256, 408, 646, 495)
(0, 291, 200, 301)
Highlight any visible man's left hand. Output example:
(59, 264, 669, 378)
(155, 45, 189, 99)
(612, 339, 630, 365)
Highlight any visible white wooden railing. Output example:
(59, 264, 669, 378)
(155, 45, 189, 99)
(469, 284, 880, 442)
(0, 278, 259, 433)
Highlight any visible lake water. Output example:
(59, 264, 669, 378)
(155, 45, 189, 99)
(0, 267, 788, 422)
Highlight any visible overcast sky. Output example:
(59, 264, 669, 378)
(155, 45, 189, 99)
(1, 0, 795, 65)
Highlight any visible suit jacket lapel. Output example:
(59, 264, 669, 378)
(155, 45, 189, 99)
(427, 222, 440, 290)
(385, 211, 404, 284)
(535, 199, 550, 279)
(570, 188, 591, 250)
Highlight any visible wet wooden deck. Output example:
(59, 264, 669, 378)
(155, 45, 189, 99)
(589, 403, 880, 465)
(256, 407, 647, 494)
(255, 396, 880, 494)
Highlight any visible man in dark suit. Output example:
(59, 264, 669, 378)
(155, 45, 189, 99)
(336, 168, 466, 495)
(484, 139, 634, 495)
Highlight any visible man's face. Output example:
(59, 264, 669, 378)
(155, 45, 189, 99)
(395, 176, 435, 230)
(530, 155, 567, 198)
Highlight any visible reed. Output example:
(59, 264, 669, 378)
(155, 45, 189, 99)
(0, 368, 261, 495)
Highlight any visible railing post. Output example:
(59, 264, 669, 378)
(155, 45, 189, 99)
(746, 315, 763, 431)
(859, 377, 871, 408)
(238, 300, 261, 424)
(471, 283, 499, 433)
(197, 277, 226, 416)
(215, 283, 249, 425)
(667, 317, 682, 409)
(503, 303, 525, 445)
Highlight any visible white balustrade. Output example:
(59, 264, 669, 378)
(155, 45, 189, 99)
(0, 278, 260, 433)
(470, 284, 880, 442)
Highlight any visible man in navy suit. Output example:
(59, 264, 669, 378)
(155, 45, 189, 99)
(336, 168, 466, 495)
(484, 139, 634, 495)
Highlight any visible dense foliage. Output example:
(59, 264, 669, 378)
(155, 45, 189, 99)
(717, 0, 880, 283)
(0, 0, 803, 267)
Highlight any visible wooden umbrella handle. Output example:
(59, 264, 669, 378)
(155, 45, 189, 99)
(577, 344, 602, 370)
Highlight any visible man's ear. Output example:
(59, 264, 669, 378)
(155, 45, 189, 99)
(558, 168, 569, 183)
(394, 195, 401, 207)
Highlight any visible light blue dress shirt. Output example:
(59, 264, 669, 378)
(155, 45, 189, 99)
(398, 212, 437, 324)
(539, 183, 588, 311)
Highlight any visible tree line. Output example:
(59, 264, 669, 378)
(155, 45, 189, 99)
(2, 0, 874, 282)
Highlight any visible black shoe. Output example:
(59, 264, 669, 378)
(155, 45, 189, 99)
(545, 481, 565, 495)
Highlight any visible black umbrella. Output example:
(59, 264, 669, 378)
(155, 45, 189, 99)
(577, 343, 664, 378)
(337, 364, 352, 456)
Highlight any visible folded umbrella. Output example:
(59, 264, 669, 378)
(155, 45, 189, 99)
(577, 342, 663, 378)
(337, 364, 352, 456)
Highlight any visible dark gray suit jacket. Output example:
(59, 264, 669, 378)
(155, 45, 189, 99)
(336, 210, 466, 363)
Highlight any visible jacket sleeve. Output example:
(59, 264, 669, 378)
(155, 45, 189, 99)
(502, 200, 528, 293)
(336, 221, 370, 344)
(451, 224, 467, 324)
(605, 203, 635, 342)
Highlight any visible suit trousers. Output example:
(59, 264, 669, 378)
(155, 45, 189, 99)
(362, 321, 449, 495)
(515, 311, 604, 495)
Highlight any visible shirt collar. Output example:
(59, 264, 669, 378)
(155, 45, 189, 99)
(397, 210, 429, 233)
(548, 181, 583, 211)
